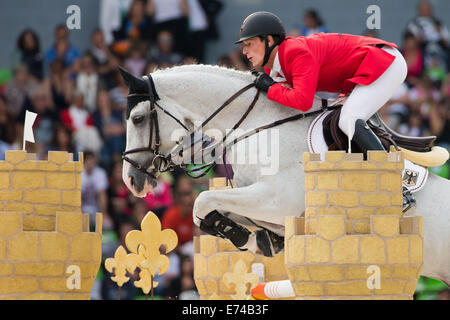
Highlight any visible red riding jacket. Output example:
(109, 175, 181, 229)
(264, 33, 398, 111)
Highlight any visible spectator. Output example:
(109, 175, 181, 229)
(405, 0, 449, 70)
(4, 64, 38, 120)
(290, 9, 328, 37)
(113, 0, 153, 51)
(60, 90, 103, 154)
(131, 199, 149, 225)
(76, 52, 99, 113)
(197, 0, 223, 42)
(45, 24, 81, 74)
(0, 95, 15, 159)
(146, 0, 189, 55)
(398, 111, 425, 137)
(150, 30, 184, 67)
(107, 161, 132, 226)
(164, 254, 197, 299)
(60, 90, 93, 132)
(186, 0, 209, 63)
(217, 49, 251, 71)
(88, 29, 119, 90)
(109, 69, 129, 111)
(93, 90, 126, 168)
(382, 82, 410, 129)
(430, 101, 450, 148)
(81, 150, 113, 229)
(425, 52, 447, 88)
(99, 0, 134, 45)
(161, 176, 196, 246)
(27, 85, 57, 149)
(124, 41, 148, 77)
(401, 31, 425, 86)
(15, 29, 44, 80)
(143, 177, 174, 218)
(43, 59, 74, 112)
(48, 124, 75, 155)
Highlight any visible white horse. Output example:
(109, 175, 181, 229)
(119, 65, 450, 286)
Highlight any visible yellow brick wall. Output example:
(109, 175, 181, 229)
(0, 151, 83, 231)
(303, 151, 404, 235)
(0, 151, 102, 300)
(284, 151, 424, 300)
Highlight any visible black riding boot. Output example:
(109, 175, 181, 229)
(352, 119, 385, 158)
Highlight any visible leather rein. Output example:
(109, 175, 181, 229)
(122, 74, 336, 180)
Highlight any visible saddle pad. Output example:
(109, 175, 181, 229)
(307, 111, 428, 193)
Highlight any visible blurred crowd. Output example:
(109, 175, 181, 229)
(0, 0, 448, 300)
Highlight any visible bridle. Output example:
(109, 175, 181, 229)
(122, 75, 189, 179)
(122, 73, 339, 181)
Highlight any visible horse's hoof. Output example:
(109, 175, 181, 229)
(255, 229, 284, 257)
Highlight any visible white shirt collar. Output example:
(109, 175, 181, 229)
(269, 52, 286, 82)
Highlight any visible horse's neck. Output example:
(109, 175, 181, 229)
(154, 67, 300, 134)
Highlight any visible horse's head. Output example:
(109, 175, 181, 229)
(119, 67, 188, 198)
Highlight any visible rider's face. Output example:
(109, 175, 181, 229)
(242, 37, 266, 67)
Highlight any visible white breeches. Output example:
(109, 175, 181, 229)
(338, 46, 408, 138)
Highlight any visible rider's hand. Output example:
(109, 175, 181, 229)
(253, 72, 275, 92)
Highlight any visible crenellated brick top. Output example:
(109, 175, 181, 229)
(303, 151, 404, 173)
(0, 150, 84, 172)
(0, 150, 84, 231)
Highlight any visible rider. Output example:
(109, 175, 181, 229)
(198, 11, 414, 257)
(237, 11, 407, 154)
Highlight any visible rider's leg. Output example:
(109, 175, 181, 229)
(338, 46, 408, 154)
(338, 46, 414, 212)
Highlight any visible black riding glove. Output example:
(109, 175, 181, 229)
(253, 72, 275, 92)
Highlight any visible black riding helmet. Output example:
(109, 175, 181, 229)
(236, 11, 286, 67)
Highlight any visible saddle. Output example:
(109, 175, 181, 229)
(322, 107, 436, 153)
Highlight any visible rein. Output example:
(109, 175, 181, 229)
(122, 74, 338, 181)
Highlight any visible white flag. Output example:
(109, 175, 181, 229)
(24, 110, 37, 144)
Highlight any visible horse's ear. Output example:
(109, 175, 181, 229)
(118, 66, 147, 92)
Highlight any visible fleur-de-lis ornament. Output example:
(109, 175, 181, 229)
(134, 268, 159, 295)
(105, 246, 137, 299)
(125, 211, 178, 299)
(223, 259, 259, 300)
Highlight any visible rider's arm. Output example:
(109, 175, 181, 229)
(267, 49, 319, 112)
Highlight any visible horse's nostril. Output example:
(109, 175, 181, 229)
(130, 176, 134, 187)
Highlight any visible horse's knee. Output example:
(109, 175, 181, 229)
(193, 191, 213, 220)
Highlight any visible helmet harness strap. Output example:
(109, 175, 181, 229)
(262, 35, 285, 67)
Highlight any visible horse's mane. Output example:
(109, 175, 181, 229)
(152, 64, 254, 83)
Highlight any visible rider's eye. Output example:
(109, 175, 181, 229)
(132, 115, 144, 124)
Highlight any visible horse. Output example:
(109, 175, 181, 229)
(119, 64, 450, 286)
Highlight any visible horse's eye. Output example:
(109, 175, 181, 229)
(132, 115, 144, 125)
